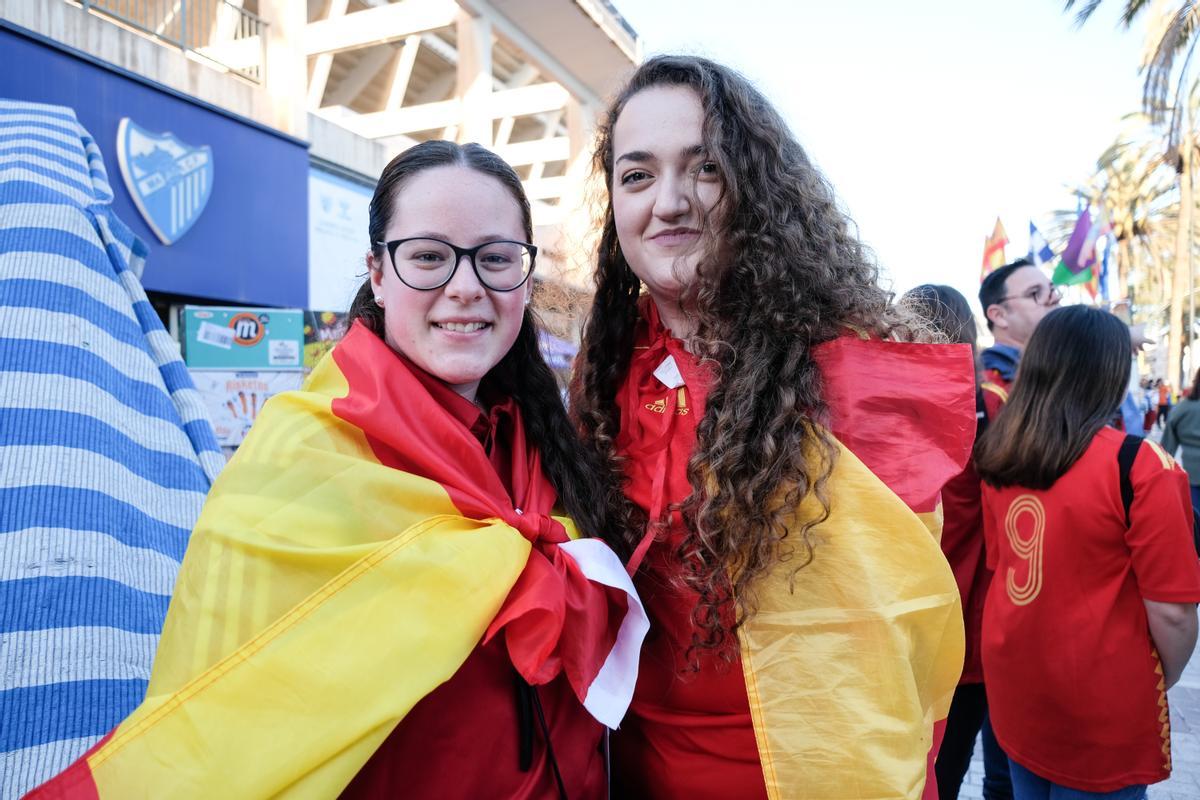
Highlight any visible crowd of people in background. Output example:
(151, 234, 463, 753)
(907, 266, 1200, 800)
(11, 53, 1200, 800)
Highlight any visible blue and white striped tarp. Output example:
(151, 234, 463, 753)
(0, 99, 224, 798)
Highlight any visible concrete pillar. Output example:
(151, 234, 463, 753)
(259, 0, 308, 139)
(455, 11, 492, 148)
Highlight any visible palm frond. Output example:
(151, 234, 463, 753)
(1065, 0, 1107, 27)
(1142, 4, 1200, 133)
(1121, 0, 1160, 27)
(1066, 0, 1156, 28)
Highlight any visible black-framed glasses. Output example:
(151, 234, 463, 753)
(997, 284, 1062, 306)
(375, 237, 537, 292)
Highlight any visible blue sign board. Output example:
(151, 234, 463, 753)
(0, 23, 309, 307)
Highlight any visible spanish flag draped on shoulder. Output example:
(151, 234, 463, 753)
(613, 297, 975, 799)
(26, 322, 648, 799)
(738, 334, 974, 798)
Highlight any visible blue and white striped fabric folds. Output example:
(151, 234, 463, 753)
(0, 99, 224, 798)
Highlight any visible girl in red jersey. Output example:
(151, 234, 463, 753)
(976, 305, 1200, 798)
(27, 142, 646, 800)
(571, 55, 976, 799)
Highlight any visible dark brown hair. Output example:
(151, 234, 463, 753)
(902, 284, 979, 384)
(975, 305, 1131, 489)
(350, 140, 629, 540)
(902, 284, 977, 347)
(1189, 368, 1200, 401)
(571, 56, 914, 661)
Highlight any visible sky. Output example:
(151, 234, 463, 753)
(609, 0, 1152, 312)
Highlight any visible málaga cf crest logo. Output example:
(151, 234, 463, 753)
(116, 118, 213, 245)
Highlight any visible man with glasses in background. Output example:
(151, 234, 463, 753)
(979, 258, 1062, 415)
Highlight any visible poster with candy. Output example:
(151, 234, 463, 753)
(192, 371, 304, 449)
(304, 310, 349, 372)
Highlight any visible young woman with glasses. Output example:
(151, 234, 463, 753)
(975, 305, 1200, 798)
(570, 55, 976, 798)
(27, 141, 646, 799)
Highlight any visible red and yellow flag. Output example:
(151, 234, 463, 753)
(982, 217, 1009, 279)
(614, 298, 973, 799)
(28, 323, 647, 799)
(735, 334, 973, 799)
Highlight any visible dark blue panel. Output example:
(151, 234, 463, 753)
(0, 339, 181, 423)
(0, 25, 309, 307)
(0, 408, 208, 491)
(0, 278, 147, 349)
(0, 486, 191, 560)
(0, 576, 171, 634)
(0, 679, 147, 751)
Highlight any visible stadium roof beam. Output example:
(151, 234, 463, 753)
(303, 0, 458, 56)
(305, 0, 637, 228)
(307, 0, 350, 108)
(495, 136, 569, 167)
(384, 35, 423, 110)
(335, 81, 568, 139)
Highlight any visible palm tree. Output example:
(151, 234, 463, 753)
(1065, 1, 1198, 132)
(1067, 0, 1200, 384)
(1095, 123, 1174, 295)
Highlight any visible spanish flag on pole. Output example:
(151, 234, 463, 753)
(981, 217, 1009, 279)
(27, 322, 648, 799)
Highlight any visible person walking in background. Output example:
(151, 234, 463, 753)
(902, 285, 997, 800)
(1162, 369, 1200, 512)
(978, 259, 1061, 419)
(571, 54, 975, 799)
(975, 306, 1200, 798)
(1158, 379, 1173, 430)
(1142, 380, 1158, 435)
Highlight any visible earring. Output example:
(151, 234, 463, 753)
(374, 296, 384, 306)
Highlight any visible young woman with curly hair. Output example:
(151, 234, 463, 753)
(570, 55, 976, 798)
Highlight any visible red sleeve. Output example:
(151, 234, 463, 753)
(1125, 442, 1200, 603)
(982, 487, 999, 571)
(981, 382, 1007, 421)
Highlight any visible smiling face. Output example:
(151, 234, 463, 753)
(610, 85, 723, 333)
(368, 164, 530, 402)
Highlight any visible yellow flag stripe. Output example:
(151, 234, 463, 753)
(90, 515, 530, 798)
(738, 436, 963, 798)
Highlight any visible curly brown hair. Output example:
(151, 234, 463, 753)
(571, 55, 913, 662)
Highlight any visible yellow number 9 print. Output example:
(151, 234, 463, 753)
(1004, 494, 1045, 606)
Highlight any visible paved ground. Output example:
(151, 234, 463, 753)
(957, 650, 1200, 798)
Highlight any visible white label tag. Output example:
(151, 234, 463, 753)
(197, 321, 234, 350)
(653, 355, 685, 389)
(268, 339, 300, 366)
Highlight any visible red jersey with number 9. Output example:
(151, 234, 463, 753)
(981, 427, 1200, 791)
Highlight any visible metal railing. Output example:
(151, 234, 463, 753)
(77, 0, 268, 83)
